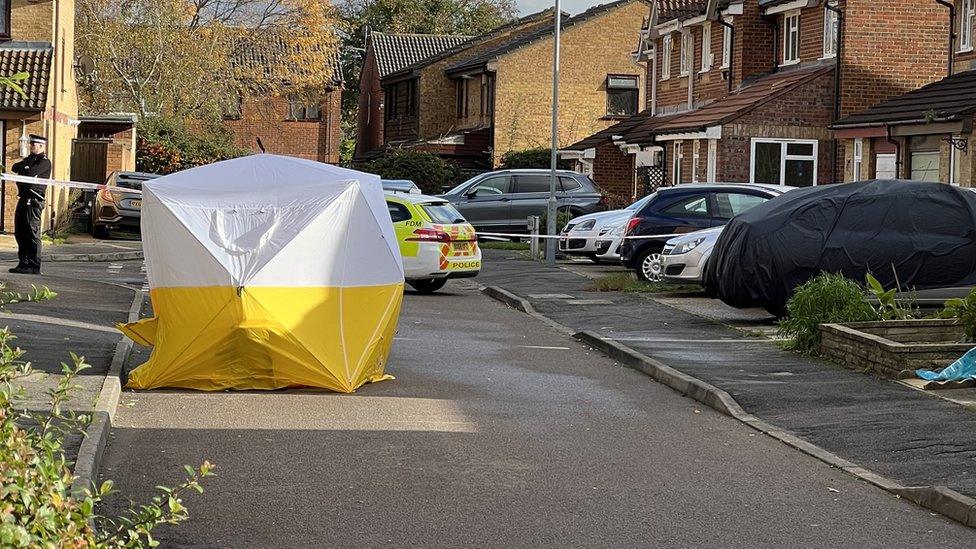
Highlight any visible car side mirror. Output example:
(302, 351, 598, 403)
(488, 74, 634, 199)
(464, 188, 478, 198)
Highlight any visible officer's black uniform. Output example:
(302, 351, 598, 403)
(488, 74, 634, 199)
(11, 138, 51, 274)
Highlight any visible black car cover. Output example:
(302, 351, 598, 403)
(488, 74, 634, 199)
(705, 180, 976, 315)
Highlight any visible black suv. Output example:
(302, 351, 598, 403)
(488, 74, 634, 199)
(620, 183, 792, 282)
(439, 169, 608, 233)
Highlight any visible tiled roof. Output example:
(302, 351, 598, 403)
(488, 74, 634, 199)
(0, 43, 52, 111)
(652, 65, 833, 134)
(446, 0, 639, 75)
(371, 33, 472, 78)
(564, 112, 653, 150)
(832, 69, 976, 128)
(384, 8, 557, 79)
(658, 0, 706, 22)
(234, 36, 343, 86)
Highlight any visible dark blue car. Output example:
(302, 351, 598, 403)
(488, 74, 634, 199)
(619, 183, 791, 282)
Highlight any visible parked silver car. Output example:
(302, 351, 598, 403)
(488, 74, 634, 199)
(439, 169, 609, 233)
(559, 193, 656, 262)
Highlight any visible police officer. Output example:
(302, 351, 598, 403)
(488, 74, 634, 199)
(10, 135, 51, 274)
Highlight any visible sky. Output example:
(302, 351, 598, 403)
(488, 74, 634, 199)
(517, 0, 603, 16)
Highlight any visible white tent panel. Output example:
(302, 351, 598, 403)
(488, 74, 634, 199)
(250, 184, 403, 287)
(142, 189, 233, 288)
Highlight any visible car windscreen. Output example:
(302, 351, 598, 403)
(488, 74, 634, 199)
(422, 202, 466, 224)
(115, 175, 156, 190)
(626, 193, 656, 211)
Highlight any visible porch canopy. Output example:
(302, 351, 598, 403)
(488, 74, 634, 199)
(832, 69, 976, 138)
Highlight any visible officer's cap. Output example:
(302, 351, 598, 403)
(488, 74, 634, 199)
(28, 134, 47, 145)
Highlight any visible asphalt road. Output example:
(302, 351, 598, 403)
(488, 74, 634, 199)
(98, 280, 975, 548)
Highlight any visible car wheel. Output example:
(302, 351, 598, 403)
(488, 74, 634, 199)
(635, 247, 664, 283)
(92, 223, 109, 239)
(409, 278, 448, 294)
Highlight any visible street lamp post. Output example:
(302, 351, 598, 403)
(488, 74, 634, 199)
(545, 0, 562, 266)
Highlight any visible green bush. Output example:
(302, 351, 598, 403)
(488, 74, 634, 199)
(539, 208, 574, 234)
(137, 117, 249, 175)
(364, 149, 459, 195)
(933, 289, 976, 341)
(0, 286, 212, 547)
(778, 273, 878, 353)
(499, 148, 572, 170)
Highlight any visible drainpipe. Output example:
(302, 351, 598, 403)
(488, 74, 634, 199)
(886, 123, 903, 179)
(825, 1, 844, 183)
(651, 45, 658, 114)
(718, 18, 735, 93)
(687, 32, 694, 111)
(936, 0, 956, 76)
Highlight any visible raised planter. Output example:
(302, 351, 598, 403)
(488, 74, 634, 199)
(819, 319, 972, 379)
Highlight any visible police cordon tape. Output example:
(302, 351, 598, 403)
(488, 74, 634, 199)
(475, 231, 691, 241)
(0, 173, 144, 194)
(1, 175, 688, 242)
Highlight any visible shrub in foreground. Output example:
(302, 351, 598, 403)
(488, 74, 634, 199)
(778, 273, 878, 353)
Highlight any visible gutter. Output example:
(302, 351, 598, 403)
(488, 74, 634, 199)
(936, 0, 956, 76)
(825, 1, 844, 183)
(832, 116, 958, 130)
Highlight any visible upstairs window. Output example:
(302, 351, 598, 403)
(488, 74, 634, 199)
(222, 93, 243, 120)
(783, 11, 800, 64)
(680, 31, 692, 76)
(385, 80, 418, 121)
(606, 75, 639, 117)
(0, 1, 9, 40)
(962, 0, 975, 51)
(823, 2, 839, 58)
(288, 95, 321, 121)
(662, 34, 672, 79)
(721, 18, 732, 68)
(701, 23, 713, 71)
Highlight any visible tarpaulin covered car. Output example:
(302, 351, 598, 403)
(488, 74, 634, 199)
(705, 180, 976, 316)
(121, 154, 404, 392)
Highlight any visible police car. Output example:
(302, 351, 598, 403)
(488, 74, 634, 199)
(386, 192, 482, 293)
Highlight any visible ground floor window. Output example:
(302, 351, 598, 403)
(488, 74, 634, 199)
(707, 140, 717, 183)
(750, 139, 818, 187)
(692, 140, 700, 183)
(852, 138, 863, 182)
(909, 135, 941, 182)
(875, 154, 897, 179)
(950, 135, 965, 186)
(672, 141, 683, 184)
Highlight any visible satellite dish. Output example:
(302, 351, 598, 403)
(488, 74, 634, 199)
(74, 55, 96, 81)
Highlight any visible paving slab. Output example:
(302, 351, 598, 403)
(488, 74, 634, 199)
(478, 250, 976, 501)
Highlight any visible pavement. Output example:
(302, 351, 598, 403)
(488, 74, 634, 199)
(477, 249, 976, 507)
(96, 280, 976, 547)
(0, 241, 144, 484)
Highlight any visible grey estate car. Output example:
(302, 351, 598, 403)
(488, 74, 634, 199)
(439, 169, 609, 233)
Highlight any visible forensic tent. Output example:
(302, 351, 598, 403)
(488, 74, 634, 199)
(705, 180, 976, 316)
(120, 154, 404, 392)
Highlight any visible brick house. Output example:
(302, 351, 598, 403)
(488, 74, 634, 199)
(562, 0, 953, 203)
(221, 49, 343, 163)
(355, 1, 649, 170)
(0, 0, 79, 233)
(832, 1, 974, 185)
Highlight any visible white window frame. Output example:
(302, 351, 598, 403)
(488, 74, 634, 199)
(749, 138, 819, 186)
(961, 0, 975, 52)
(700, 23, 713, 72)
(672, 141, 683, 184)
(692, 140, 701, 183)
(680, 31, 692, 76)
(822, 2, 838, 58)
(852, 138, 863, 182)
(721, 17, 732, 69)
(783, 11, 800, 65)
(707, 139, 717, 182)
(661, 34, 672, 80)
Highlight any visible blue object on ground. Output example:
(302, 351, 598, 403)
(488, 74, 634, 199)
(917, 346, 976, 381)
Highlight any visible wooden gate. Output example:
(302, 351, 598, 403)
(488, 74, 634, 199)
(70, 139, 109, 183)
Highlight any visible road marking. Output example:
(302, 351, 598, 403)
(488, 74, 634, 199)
(606, 337, 782, 343)
(0, 312, 119, 334)
(518, 345, 570, 350)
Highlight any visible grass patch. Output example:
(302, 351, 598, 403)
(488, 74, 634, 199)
(479, 240, 530, 251)
(41, 235, 67, 246)
(589, 272, 701, 294)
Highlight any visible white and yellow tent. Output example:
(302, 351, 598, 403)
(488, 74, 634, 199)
(120, 154, 404, 393)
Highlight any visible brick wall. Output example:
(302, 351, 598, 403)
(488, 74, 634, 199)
(841, 0, 948, 118)
(718, 70, 836, 184)
(222, 91, 342, 163)
(734, 1, 776, 85)
(355, 50, 385, 158)
(592, 140, 636, 203)
(493, 0, 648, 163)
(417, 14, 557, 140)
